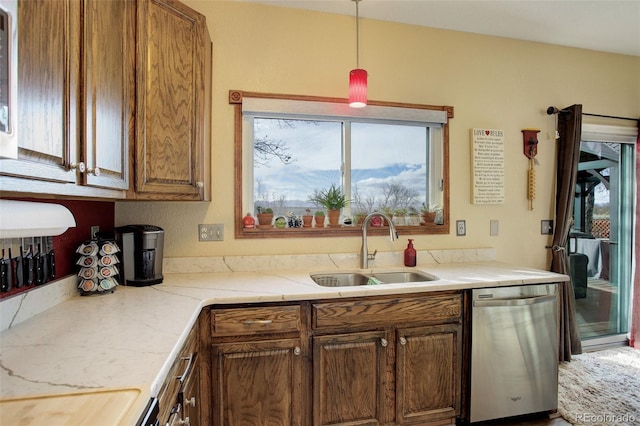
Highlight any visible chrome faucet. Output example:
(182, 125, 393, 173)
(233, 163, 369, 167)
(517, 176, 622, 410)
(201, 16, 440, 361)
(360, 212, 398, 269)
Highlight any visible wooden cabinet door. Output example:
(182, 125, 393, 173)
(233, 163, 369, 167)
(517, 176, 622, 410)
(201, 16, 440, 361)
(212, 338, 303, 426)
(135, 0, 211, 200)
(312, 331, 388, 426)
(1, 0, 132, 196)
(81, 0, 133, 190)
(0, 0, 79, 184)
(395, 324, 462, 424)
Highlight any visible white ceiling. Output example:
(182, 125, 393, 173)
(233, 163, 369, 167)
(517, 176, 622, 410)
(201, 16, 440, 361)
(239, 0, 640, 57)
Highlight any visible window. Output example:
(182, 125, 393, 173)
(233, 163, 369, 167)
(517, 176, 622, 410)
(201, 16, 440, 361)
(231, 91, 453, 238)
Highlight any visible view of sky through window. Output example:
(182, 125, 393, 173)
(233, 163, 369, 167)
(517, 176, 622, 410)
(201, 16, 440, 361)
(253, 118, 429, 215)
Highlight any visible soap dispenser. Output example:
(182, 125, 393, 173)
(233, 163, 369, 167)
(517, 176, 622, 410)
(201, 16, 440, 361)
(404, 239, 416, 267)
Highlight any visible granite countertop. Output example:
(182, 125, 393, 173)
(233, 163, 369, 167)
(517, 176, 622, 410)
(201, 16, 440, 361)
(0, 253, 568, 424)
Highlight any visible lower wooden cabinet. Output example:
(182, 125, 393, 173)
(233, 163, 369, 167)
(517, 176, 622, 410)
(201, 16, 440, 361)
(313, 331, 388, 425)
(396, 324, 462, 424)
(208, 304, 306, 425)
(205, 292, 463, 426)
(211, 339, 304, 425)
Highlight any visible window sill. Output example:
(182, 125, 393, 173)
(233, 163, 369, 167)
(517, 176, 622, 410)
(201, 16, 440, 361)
(236, 224, 449, 239)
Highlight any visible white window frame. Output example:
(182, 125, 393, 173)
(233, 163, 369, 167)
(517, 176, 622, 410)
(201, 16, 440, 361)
(241, 97, 448, 218)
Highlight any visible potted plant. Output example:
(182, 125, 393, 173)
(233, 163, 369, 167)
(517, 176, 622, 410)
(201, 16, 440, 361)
(405, 207, 420, 226)
(308, 184, 349, 227)
(256, 206, 274, 228)
(302, 209, 313, 228)
(381, 206, 394, 227)
(392, 208, 407, 226)
(421, 203, 437, 224)
(354, 211, 367, 226)
(314, 210, 325, 228)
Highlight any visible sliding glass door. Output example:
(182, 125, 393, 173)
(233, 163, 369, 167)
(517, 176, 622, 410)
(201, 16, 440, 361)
(570, 124, 636, 344)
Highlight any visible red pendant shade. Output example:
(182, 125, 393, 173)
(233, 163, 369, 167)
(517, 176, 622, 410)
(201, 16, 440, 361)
(349, 68, 367, 108)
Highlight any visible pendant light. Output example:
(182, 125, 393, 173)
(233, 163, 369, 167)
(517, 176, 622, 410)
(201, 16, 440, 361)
(349, 0, 367, 108)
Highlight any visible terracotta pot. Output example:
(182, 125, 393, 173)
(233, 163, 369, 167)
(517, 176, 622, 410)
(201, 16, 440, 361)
(327, 209, 341, 227)
(302, 215, 313, 228)
(314, 215, 325, 228)
(422, 212, 436, 224)
(257, 213, 273, 228)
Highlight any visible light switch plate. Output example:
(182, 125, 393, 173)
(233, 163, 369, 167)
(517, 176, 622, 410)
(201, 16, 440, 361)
(199, 224, 224, 241)
(541, 220, 554, 235)
(490, 220, 499, 236)
(456, 220, 466, 236)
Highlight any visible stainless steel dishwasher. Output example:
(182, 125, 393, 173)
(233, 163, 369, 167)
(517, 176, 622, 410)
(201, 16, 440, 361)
(470, 283, 558, 423)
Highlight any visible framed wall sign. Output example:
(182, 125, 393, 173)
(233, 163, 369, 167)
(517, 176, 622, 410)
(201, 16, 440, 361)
(471, 128, 505, 204)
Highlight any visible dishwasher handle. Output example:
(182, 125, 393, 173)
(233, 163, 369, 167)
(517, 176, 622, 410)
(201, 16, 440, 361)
(473, 294, 556, 307)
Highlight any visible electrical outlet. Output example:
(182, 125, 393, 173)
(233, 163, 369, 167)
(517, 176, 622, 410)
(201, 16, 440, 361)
(90, 225, 100, 239)
(490, 220, 499, 236)
(541, 220, 554, 235)
(456, 220, 466, 236)
(199, 224, 224, 241)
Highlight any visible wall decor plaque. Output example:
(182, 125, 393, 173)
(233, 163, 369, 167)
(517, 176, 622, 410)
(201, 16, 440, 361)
(471, 128, 505, 204)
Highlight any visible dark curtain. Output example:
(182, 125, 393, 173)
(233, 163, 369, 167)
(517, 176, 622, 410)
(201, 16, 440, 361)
(550, 104, 583, 361)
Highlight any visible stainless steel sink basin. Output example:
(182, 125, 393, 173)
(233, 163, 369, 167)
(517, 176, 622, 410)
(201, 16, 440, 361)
(310, 270, 437, 287)
(370, 271, 437, 283)
(310, 272, 370, 287)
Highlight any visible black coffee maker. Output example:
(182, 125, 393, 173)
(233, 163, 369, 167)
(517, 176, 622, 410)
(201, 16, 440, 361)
(114, 225, 164, 286)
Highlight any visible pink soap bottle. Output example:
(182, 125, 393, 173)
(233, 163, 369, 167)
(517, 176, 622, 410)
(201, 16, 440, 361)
(404, 239, 416, 267)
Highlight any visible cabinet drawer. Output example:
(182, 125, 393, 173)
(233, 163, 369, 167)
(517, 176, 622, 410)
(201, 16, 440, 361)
(211, 305, 301, 336)
(312, 292, 462, 330)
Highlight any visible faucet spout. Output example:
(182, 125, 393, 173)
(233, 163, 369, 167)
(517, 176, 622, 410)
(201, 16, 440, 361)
(360, 212, 398, 269)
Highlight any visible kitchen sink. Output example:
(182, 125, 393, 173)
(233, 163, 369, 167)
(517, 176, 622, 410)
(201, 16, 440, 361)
(310, 270, 438, 287)
(370, 271, 437, 283)
(310, 272, 370, 287)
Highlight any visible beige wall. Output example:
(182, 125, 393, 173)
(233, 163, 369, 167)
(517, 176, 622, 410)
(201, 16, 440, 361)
(116, 1, 640, 269)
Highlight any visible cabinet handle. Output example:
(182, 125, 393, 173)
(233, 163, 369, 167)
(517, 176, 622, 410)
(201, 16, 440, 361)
(399, 337, 407, 346)
(195, 181, 204, 188)
(70, 162, 86, 173)
(184, 396, 196, 407)
(177, 353, 195, 385)
(293, 346, 301, 356)
(242, 319, 273, 325)
(86, 167, 101, 176)
(177, 417, 190, 426)
(380, 338, 388, 347)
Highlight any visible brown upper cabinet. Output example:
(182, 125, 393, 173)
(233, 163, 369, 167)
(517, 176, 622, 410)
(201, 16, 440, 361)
(0, 0, 211, 201)
(0, 0, 133, 198)
(131, 0, 212, 201)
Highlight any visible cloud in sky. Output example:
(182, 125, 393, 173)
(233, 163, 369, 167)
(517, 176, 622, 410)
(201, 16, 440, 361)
(254, 118, 429, 206)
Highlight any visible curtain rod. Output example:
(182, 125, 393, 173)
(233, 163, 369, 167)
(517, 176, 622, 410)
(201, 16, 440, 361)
(546, 106, 638, 123)
(582, 112, 639, 122)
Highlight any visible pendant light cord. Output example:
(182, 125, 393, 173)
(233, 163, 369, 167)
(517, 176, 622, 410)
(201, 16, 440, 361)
(354, 0, 361, 68)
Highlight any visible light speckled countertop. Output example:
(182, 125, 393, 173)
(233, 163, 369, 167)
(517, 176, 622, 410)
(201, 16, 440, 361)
(0, 251, 567, 424)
